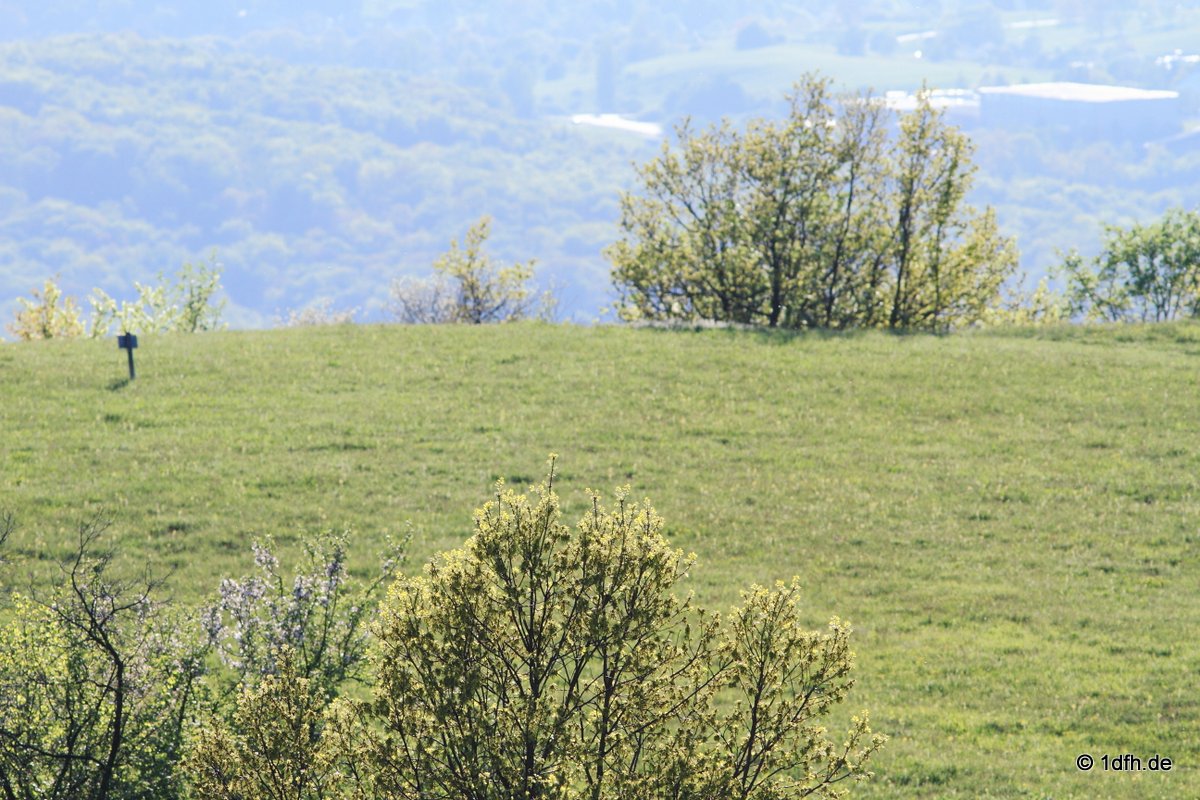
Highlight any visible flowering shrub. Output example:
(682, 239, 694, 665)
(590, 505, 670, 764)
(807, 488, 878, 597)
(3, 462, 883, 799)
(201, 529, 407, 700)
(185, 648, 340, 800)
(278, 299, 358, 327)
(89, 256, 226, 336)
(6, 278, 86, 340)
(324, 458, 884, 799)
(7, 259, 225, 342)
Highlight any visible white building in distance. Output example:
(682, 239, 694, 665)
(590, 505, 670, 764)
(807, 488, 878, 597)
(977, 82, 1181, 143)
(881, 89, 980, 126)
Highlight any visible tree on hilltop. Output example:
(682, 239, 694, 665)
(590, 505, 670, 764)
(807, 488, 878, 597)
(391, 216, 550, 324)
(1061, 207, 1200, 323)
(609, 74, 1017, 331)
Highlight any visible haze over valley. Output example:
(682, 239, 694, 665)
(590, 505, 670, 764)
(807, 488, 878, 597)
(2, 0, 1198, 325)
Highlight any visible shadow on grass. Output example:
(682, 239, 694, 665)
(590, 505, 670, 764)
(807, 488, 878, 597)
(107, 377, 131, 391)
(635, 320, 936, 346)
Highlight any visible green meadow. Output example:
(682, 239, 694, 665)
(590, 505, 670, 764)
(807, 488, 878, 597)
(2, 322, 1198, 798)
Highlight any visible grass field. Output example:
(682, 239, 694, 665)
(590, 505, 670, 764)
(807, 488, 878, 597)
(2, 322, 1198, 798)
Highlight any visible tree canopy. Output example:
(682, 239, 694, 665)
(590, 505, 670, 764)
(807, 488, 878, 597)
(333, 462, 884, 799)
(609, 76, 1019, 330)
(1062, 207, 1200, 323)
(174, 462, 886, 798)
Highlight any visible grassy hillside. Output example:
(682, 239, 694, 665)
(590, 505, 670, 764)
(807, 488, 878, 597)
(3, 322, 1198, 798)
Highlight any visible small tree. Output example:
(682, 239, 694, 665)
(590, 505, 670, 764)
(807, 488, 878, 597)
(882, 97, 1016, 329)
(391, 219, 557, 325)
(6, 277, 86, 341)
(389, 275, 456, 324)
(1062, 208, 1200, 323)
(172, 257, 226, 333)
(90, 255, 226, 337)
(435, 216, 536, 324)
(610, 74, 1016, 330)
(334, 458, 882, 799)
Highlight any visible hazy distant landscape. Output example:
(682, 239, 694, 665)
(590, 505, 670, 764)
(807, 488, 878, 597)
(2, 0, 1199, 326)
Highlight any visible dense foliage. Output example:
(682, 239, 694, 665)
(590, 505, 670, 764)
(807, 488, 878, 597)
(0, 517, 405, 799)
(6, 260, 225, 340)
(198, 464, 882, 799)
(1061, 207, 1200, 323)
(185, 650, 340, 800)
(610, 77, 1017, 330)
(0, 464, 882, 799)
(0, 520, 205, 800)
(0, 34, 644, 326)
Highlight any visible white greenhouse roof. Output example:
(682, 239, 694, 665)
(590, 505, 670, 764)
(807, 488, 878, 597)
(977, 82, 1178, 103)
(570, 114, 663, 138)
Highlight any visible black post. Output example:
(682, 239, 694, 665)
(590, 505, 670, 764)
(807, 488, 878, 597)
(117, 333, 138, 380)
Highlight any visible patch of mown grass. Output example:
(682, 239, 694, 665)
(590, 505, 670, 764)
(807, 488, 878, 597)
(2, 321, 1198, 798)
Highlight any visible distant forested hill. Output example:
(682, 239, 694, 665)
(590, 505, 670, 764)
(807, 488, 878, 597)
(0, 33, 660, 325)
(2, 2, 1199, 327)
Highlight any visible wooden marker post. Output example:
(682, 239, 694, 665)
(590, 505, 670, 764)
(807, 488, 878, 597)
(117, 333, 138, 380)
